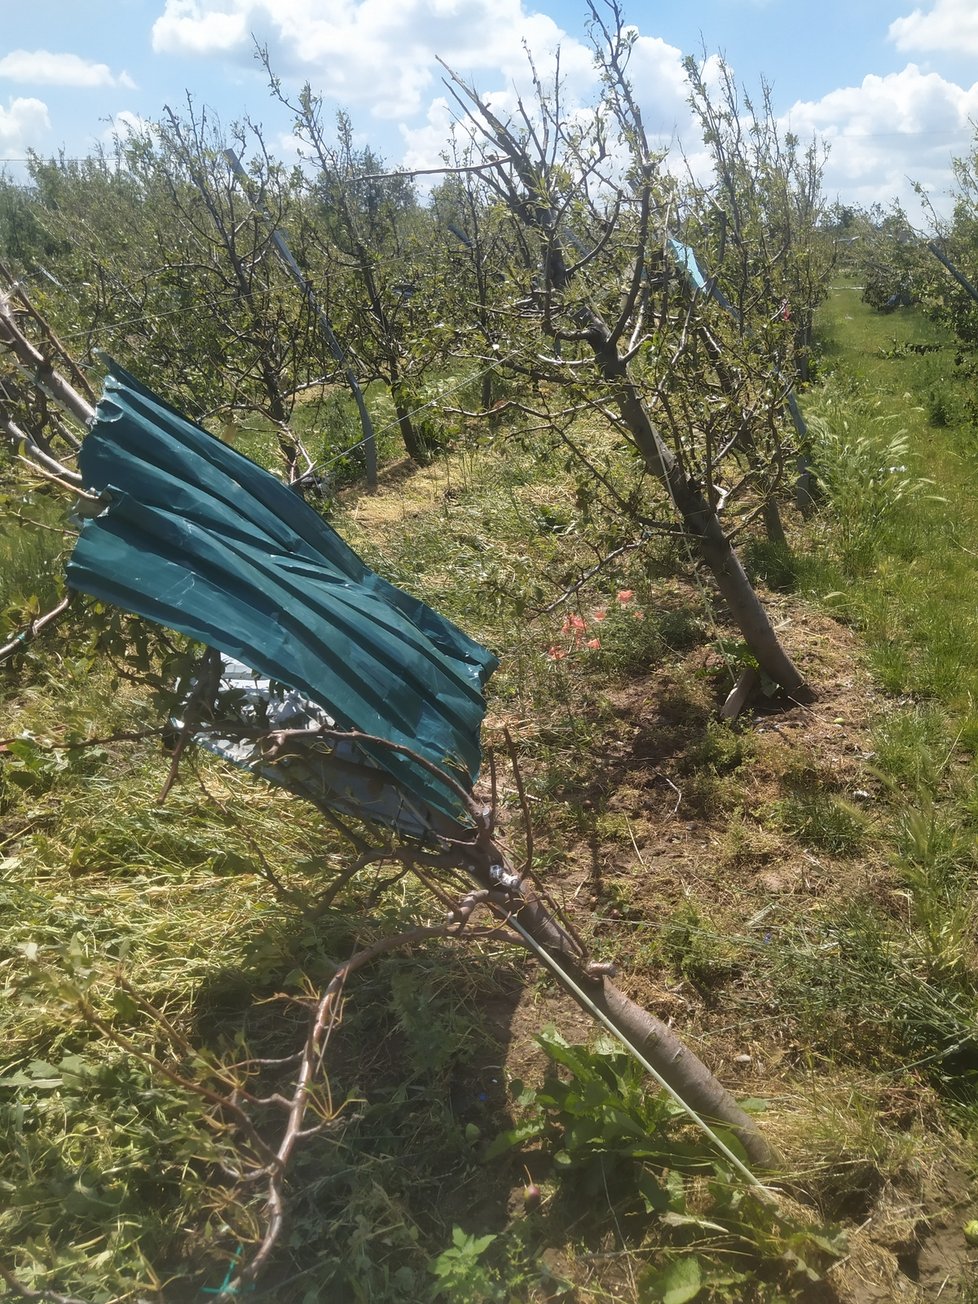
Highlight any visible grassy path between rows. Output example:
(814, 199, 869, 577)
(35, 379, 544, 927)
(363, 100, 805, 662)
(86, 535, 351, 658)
(813, 283, 978, 718)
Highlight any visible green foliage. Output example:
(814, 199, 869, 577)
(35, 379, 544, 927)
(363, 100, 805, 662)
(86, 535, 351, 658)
(639, 1255, 758, 1304)
(689, 719, 752, 775)
(871, 703, 954, 789)
(855, 204, 927, 314)
(760, 903, 978, 1091)
(491, 1031, 845, 1300)
(542, 591, 703, 678)
(490, 1030, 694, 1184)
(810, 284, 978, 715)
(684, 55, 835, 383)
(429, 1227, 502, 1303)
(742, 538, 799, 593)
(917, 139, 978, 348)
(0, 508, 68, 640)
(806, 381, 940, 576)
(853, 127, 978, 355)
(0, 174, 61, 268)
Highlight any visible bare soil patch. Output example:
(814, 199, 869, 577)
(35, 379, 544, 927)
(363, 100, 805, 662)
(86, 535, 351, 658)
(473, 593, 977, 1300)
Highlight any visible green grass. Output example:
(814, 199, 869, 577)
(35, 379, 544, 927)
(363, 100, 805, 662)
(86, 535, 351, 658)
(807, 286, 978, 710)
(8, 288, 978, 1300)
(759, 285, 978, 1096)
(0, 497, 69, 639)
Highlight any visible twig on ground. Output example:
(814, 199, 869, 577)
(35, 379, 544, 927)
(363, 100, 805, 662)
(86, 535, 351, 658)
(0, 727, 164, 752)
(0, 596, 73, 663)
(223, 906, 516, 1294)
(500, 727, 587, 955)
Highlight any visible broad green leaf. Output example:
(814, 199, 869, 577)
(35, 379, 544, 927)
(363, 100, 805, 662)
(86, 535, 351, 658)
(640, 1255, 704, 1304)
(484, 1120, 542, 1159)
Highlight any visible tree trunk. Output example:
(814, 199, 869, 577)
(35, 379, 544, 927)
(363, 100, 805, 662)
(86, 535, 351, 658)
(593, 979, 775, 1165)
(468, 856, 777, 1170)
(265, 374, 300, 484)
(674, 494, 809, 698)
(761, 497, 788, 548)
(593, 334, 812, 700)
(786, 393, 816, 519)
(392, 386, 427, 464)
(793, 316, 813, 384)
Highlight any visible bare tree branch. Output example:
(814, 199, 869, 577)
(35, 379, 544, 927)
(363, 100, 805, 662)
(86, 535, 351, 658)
(0, 596, 73, 664)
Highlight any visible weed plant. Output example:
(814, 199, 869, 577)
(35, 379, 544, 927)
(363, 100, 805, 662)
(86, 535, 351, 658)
(804, 381, 938, 578)
(487, 1032, 846, 1300)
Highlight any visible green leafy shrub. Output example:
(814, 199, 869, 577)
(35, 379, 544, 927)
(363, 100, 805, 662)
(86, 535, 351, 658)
(489, 1031, 845, 1298)
(429, 1228, 502, 1303)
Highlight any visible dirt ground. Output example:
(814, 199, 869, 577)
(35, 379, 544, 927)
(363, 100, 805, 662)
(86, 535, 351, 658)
(470, 590, 978, 1302)
(334, 455, 977, 1299)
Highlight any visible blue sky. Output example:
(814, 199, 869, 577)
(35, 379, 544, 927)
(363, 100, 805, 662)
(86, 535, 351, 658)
(2, 0, 977, 219)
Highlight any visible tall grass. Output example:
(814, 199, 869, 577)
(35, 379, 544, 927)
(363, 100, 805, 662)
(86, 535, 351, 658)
(771, 286, 978, 1097)
(805, 290, 978, 712)
(804, 382, 938, 578)
(0, 504, 67, 637)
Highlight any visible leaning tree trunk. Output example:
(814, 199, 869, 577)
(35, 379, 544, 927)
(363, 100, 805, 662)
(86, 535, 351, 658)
(522, 899, 775, 1167)
(461, 838, 777, 1170)
(592, 333, 812, 700)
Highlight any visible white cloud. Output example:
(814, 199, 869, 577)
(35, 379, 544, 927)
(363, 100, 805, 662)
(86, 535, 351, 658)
(397, 19, 698, 175)
(152, 1, 250, 55)
(0, 50, 135, 89)
(0, 96, 50, 152)
(144, 1, 972, 221)
(399, 96, 457, 172)
(150, 0, 596, 120)
(101, 110, 155, 146)
(890, 0, 978, 57)
(628, 35, 696, 139)
(784, 64, 978, 218)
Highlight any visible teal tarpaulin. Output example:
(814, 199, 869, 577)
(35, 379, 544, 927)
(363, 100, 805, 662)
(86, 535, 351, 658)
(667, 236, 737, 319)
(67, 361, 498, 824)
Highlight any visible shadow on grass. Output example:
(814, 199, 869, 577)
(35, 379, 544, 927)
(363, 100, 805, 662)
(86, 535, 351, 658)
(187, 905, 530, 1302)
